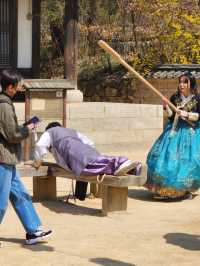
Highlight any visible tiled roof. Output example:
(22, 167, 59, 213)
(150, 64, 200, 79)
(23, 79, 76, 90)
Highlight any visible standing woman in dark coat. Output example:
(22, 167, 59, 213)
(146, 72, 200, 200)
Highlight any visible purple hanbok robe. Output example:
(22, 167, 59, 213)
(47, 127, 128, 176)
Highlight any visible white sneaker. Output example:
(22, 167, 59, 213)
(114, 160, 136, 176)
(26, 229, 52, 245)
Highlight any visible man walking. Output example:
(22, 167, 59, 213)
(0, 69, 52, 245)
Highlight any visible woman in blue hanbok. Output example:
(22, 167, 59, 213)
(145, 72, 200, 199)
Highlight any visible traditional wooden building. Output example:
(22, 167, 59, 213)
(0, 0, 40, 77)
(144, 64, 200, 104)
(0, 0, 81, 159)
(0, 0, 78, 79)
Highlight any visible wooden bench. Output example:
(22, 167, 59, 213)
(17, 162, 147, 215)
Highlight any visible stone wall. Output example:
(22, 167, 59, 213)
(79, 77, 200, 105)
(15, 102, 163, 146)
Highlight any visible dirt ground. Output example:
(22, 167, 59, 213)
(0, 142, 200, 266)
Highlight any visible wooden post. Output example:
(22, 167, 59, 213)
(24, 89, 30, 160)
(64, 0, 78, 80)
(63, 89, 67, 127)
(33, 176, 57, 201)
(32, 0, 41, 78)
(102, 186, 128, 216)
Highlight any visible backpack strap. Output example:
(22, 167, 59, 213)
(0, 99, 12, 105)
(0, 98, 13, 106)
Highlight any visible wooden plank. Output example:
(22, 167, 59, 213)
(17, 162, 147, 187)
(46, 163, 147, 187)
(17, 164, 48, 177)
(102, 186, 128, 215)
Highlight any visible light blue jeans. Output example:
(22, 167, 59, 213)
(0, 164, 42, 234)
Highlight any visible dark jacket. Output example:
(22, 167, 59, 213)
(0, 93, 29, 165)
(169, 93, 200, 122)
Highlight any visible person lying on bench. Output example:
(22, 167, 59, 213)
(33, 122, 142, 200)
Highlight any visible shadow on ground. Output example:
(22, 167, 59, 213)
(41, 197, 102, 217)
(128, 188, 156, 202)
(90, 257, 136, 266)
(128, 189, 194, 203)
(164, 233, 200, 251)
(0, 237, 54, 251)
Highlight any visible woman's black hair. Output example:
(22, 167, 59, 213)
(0, 69, 22, 91)
(178, 71, 198, 94)
(45, 122, 62, 131)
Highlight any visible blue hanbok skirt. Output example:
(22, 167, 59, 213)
(146, 120, 200, 198)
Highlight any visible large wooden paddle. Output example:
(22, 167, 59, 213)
(98, 40, 194, 127)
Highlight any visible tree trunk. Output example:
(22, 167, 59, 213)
(64, 0, 78, 80)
